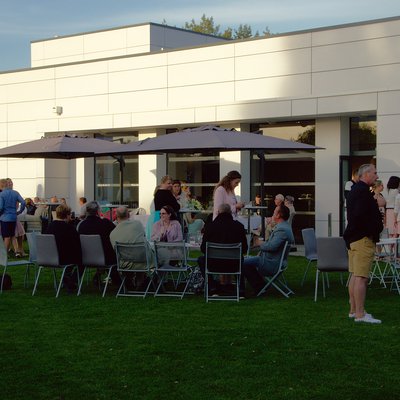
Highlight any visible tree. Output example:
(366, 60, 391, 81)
(181, 14, 270, 39)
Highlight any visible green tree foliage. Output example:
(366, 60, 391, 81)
(182, 14, 270, 39)
(296, 126, 315, 145)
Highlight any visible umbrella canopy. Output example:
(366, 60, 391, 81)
(0, 135, 124, 160)
(94, 125, 321, 156)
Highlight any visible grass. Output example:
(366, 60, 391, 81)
(1, 253, 399, 400)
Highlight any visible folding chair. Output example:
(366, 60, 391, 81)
(153, 241, 193, 299)
(205, 242, 242, 302)
(32, 234, 77, 297)
(314, 237, 348, 301)
(0, 237, 34, 292)
(25, 231, 39, 285)
(257, 241, 293, 298)
(301, 228, 318, 286)
(78, 234, 117, 297)
(115, 241, 155, 298)
(389, 238, 400, 294)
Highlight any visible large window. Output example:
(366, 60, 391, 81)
(167, 152, 219, 209)
(95, 133, 139, 208)
(250, 121, 316, 242)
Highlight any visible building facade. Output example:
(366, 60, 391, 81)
(1, 17, 399, 238)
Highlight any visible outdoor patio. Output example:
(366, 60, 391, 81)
(1, 252, 398, 400)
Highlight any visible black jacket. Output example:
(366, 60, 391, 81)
(343, 181, 383, 248)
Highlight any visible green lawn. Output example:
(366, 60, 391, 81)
(1, 255, 399, 400)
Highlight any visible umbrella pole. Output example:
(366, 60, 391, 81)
(113, 156, 125, 204)
(257, 152, 266, 240)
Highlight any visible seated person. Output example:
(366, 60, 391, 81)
(151, 205, 183, 267)
(77, 201, 121, 287)
(110, 206, 151, 290)
(46, 204, 82, 292)
(242, 204, 294, 296)
(78, 197, 87, 219)
(25, 197, 37, 215)
(151, 205, 182, 242)
(284, 195, 296, 226)
(198, 203, 248, 295)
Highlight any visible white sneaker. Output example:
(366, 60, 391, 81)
(354, 314, 382, 324)
(349, 312, 371, 319)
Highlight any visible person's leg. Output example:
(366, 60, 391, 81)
(354, 276, 368, 318)
(348, 274, 356, 315)
(242, 256, 264, 294)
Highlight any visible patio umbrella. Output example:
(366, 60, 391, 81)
(94, 125, 319, 155)
(0, 134, 127, 203)
(95, 125, 322, 236)
(0, 134, 123, 159)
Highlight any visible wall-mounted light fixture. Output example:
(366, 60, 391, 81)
(53, 106, 63, 115)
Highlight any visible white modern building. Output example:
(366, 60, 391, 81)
(1, 17, 400, 240)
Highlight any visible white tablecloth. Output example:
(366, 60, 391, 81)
(237, 215, 261, 231)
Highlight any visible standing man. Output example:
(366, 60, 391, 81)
(343, 164, 383, 324)
(0, 178, 25, 252)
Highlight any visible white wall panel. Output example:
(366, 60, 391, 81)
(217, 100, 292, 121)
(7, 120, 38, 141)
(168, 82, 234, 108)
(109, 66, 167, 92)
(35, 119, 59, 134)
(236, 48, 311, 79)
(0, 123, 6, 135)
(292, 98, 317, 116)
(7, 99, 55, 122)
(376, 114, 400, 143)
(32, 55, 86, 67)
(108, 53, 167, 72)
(167, 43, 234, 64)
(313, 36, 400, 72)
(378, 91, 400, 115)
(55, 61, 108, 78)
(84, 30, 126, 53)
(126, 25, 151, 47)
(131, 108, 195, 127)
(58, 115, 113, 131)
(113, 113, 131, 128)
(0, 105, 6, 122)
(5, 80, 55, 103)
(0, 68, 54, 85)
(194, 106, 216, 124)
(236, 74, 311, 101)
(43, 36, 84, 59)
(56, 74, 108, 98)
(377, 143, 400, 174)
(234, 33, 311, 56)
(109, 89, 167, 112)
(312, 19, 400, 46)
(83, 49, 129, 61)
(318, 93, 377, 115)
(168, 59, 234, 87)
(312, 64, 400, 96)
(55, 95, 109, 117)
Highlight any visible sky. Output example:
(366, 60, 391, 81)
(1, 0, 400, 72)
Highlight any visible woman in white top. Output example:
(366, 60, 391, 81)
(212, 170, 245, 220)
(384, 176, 400, 237)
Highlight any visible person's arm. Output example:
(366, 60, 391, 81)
(213, 186, 225, 217)
(171, 221, 183, 242)
(394, 195, 400, 226)
(17, 193, 26, 215)
(261, 228, 287, 252)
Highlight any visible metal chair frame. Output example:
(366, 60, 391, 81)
(205, 242, 242, 302)
(153, 241, 193, 299)
(78, 234, 116, 297)
(115, 241, 156, 298)
(301, 228, 318, 286)
(32, 234, 77, 297)
(257, 241, 293, 298)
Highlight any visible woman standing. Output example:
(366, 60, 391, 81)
(372, 180, 386, 224)
(384, 176, 400, 237)
(212, 170, 245, 220)
(151, 205, 183, 242)
(154, 175, 180, 214)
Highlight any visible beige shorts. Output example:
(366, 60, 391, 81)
(348, 237, 375, 278)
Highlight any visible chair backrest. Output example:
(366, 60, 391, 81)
(26, 232, 38, 263)
(0, 237, 8, 266)
(153, 241, 188, 268)
(205, 242, 242, 273)
(36, 234, 60, 267)
(302, 228, 317, 260)
(316, 237, 348, 272)
(278, 241, 291, 272)
(115, 241, 152, 272)
(80, 235, 106, 266)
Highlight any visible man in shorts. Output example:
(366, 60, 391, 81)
(343, 164, 383, 324)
